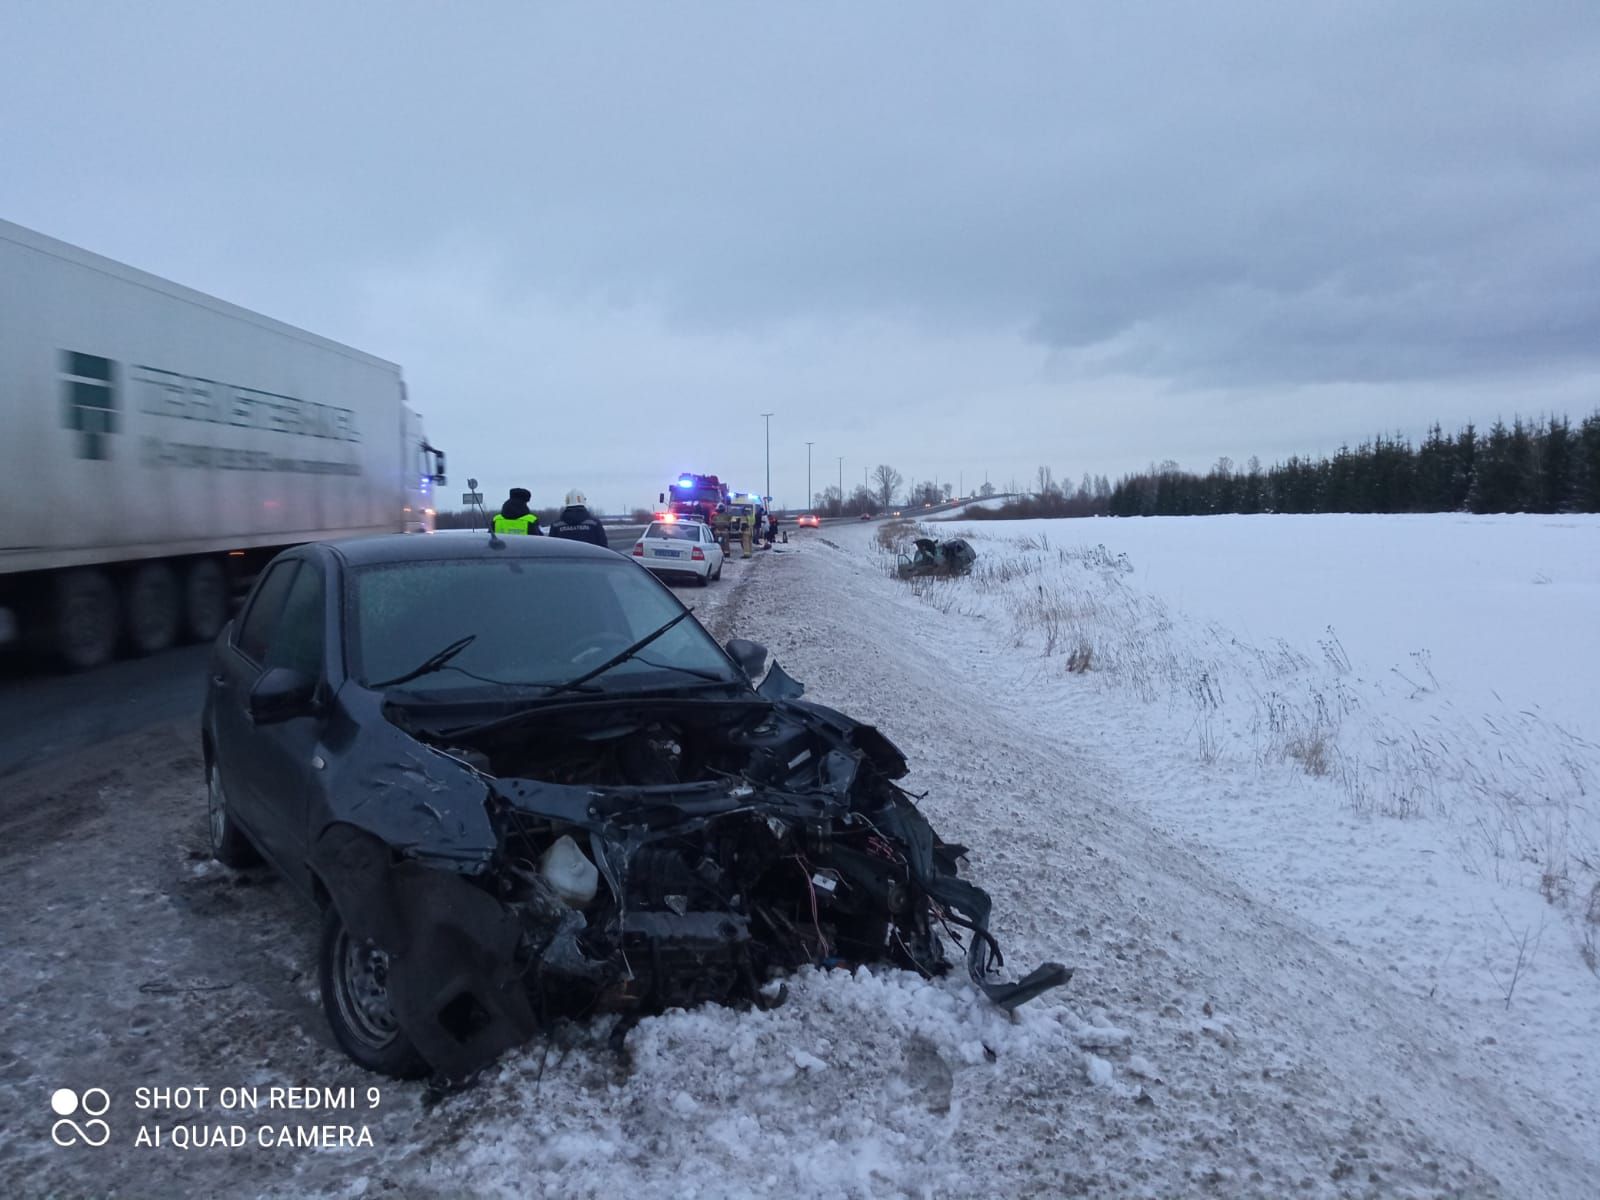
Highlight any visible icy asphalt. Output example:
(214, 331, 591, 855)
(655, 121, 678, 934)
(0, 529, 1592, 1198)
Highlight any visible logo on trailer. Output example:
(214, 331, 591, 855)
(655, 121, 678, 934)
(60, 352, 117, 460)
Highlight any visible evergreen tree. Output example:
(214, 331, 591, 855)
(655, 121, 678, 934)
(1467, 420, 1520, 513)
(1414, 424, 1455, 511)
(1532, 416, 1573, 513)
(1578, 413, 1600, 511)
(1452, 423, 1477, 510)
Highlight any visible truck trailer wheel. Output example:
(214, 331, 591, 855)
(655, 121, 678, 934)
(52, 569, 120, 670)
(183, 558, 229, 643)
(125, 562, 181, 655)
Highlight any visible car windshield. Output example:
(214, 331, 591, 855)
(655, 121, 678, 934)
(348, 557, 740, 696)
(646, 522, 700, 541)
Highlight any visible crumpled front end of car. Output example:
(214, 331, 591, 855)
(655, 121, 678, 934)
(316, 679, 1070, 1081)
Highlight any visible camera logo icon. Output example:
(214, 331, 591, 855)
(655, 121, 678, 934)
(50, 1088, 111, 1147)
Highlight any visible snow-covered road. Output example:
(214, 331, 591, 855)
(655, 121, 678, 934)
(2, 530, 1594, 1198)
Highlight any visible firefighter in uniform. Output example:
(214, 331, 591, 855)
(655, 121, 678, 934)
(493, 487, 542, 535)
(712, 503, 733, 556)
(738, 502, 755, 558)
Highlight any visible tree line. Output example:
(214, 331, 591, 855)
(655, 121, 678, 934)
(962, 410, 1600, 521)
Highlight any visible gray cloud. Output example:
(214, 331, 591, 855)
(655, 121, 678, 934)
(3, 1, 1597, 507)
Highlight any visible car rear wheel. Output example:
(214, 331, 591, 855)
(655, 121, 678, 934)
(207, 762, 260, 867)
(319, 905, 428, 1079)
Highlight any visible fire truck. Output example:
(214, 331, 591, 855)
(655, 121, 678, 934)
(657, 473, 730, 523)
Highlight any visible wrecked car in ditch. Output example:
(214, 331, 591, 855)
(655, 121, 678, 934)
(897, 536, 978, 579)
(202, 533, 1068, 1080)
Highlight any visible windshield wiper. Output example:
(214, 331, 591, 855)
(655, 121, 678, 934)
(369, 634, 478, 689)
(543, 610, 694, 699)
(631, 657, 732, 684)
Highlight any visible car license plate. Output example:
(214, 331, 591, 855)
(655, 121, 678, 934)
(655, 548, 682, 558)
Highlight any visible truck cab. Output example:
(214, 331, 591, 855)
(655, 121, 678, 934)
(402, 403, 447, 534)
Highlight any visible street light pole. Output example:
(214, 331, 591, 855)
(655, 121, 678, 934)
(837, 455, 844, 517)
(761, 412, 773, 508)
(805, 441, 813, 512)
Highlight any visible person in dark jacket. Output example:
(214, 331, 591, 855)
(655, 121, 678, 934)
(493, 487, 542, 535)
(548, 489, 608, 548)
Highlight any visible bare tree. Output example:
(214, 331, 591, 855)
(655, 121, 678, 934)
(979, 480, 996, 498)
(1036, 465, 1055, 496)
(872, 464, 903, 511)
(815, 485, 841, 515)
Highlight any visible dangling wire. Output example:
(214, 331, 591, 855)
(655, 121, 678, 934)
(792, 854, 830, 958)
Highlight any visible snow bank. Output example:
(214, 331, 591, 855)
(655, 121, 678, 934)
(421, 968, 1119, 1199)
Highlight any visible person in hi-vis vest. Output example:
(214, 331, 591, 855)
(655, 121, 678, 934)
(493, 487, 542, 535)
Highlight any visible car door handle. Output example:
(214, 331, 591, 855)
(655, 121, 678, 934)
(212, 674, 229, 688)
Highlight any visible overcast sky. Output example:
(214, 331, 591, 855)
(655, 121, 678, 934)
(4, 1, 1598, 512)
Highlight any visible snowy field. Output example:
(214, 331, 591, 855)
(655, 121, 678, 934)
(897, 513, 1600, 1138)
(926, 511, 1600, 740)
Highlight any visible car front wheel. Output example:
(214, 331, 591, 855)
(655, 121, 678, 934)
(318, 905, 427, 1079)
(207, 762, 260, 867)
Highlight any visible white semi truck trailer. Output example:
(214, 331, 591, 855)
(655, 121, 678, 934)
(0, 219, 446, 668)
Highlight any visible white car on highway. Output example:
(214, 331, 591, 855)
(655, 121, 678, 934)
(631, 517, 724, 586)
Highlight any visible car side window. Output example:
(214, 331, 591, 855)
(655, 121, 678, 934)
(235, 561, 300, 665)
(267, 561, 326, 678)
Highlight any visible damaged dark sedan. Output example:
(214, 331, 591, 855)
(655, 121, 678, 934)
(202, 533, 1068, 1080)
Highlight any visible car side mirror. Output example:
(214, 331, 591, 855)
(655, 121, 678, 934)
(249, 667, 320, 725)
(724, 638, 768, 679)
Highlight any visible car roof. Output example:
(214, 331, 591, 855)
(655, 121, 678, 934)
(324, 532, 619, 566)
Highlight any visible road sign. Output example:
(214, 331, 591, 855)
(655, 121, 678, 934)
(462, 491, 483, 505)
